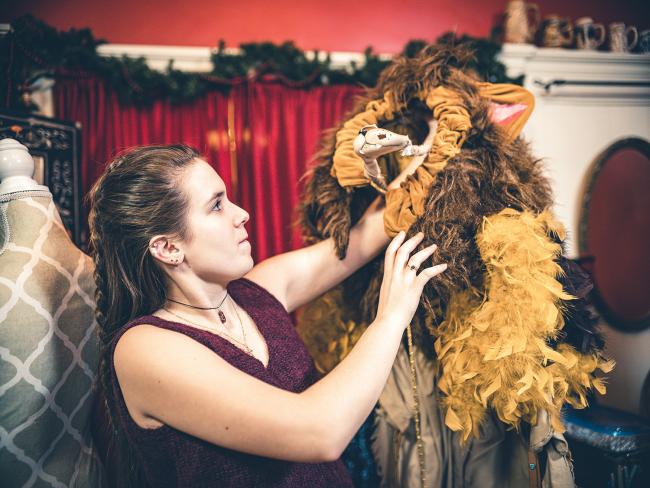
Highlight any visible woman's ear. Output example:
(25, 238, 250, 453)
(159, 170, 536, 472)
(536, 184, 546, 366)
(148, 236, 184, 266)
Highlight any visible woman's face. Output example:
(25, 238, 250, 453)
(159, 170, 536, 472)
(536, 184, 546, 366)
(178, 159, 253, 284)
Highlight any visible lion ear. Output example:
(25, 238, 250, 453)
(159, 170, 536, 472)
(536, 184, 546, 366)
(478, 82, 535, 142)
(489, 102, 529, 125)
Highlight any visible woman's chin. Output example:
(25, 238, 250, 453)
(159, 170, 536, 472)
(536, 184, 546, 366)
(241, 254, 255, 273)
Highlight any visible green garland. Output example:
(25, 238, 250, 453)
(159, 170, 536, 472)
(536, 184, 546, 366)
(1, 15, 521, 108)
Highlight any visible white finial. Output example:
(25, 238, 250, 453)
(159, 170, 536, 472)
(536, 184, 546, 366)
(0, 138, 48, 194)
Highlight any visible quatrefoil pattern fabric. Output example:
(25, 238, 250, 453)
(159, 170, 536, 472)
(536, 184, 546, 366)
(0, 192, 104, 487)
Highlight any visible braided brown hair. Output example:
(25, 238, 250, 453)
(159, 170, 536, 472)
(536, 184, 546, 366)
(87, 144, 199, 486)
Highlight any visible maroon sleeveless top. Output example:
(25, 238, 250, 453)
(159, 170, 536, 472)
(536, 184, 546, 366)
(109, 278, 353, 487)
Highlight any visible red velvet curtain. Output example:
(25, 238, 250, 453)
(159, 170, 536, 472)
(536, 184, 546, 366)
(54, 78, 361, 260)
(240, 82, 362, 259)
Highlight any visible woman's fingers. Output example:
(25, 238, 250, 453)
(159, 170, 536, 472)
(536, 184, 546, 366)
(376, 230, 447, 326)
(406, 243, 437, 272)
(384, 231, 405, 276)
(417, 263, 448, 286)
(394, 232, 424, 272)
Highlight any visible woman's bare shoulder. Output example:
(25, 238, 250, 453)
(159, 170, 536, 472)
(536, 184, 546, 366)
(112, 323, 231, 429)
(113, 323, 218, 379)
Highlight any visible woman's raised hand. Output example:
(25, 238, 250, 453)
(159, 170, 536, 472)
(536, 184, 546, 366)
(375, 231, 446, 326)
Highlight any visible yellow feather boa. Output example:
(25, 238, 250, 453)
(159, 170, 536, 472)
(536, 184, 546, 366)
(435, 208, 614, 440)
(298, 208, 614, 439)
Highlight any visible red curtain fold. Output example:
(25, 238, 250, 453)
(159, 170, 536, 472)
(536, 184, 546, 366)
(55, 78, 234, 197)
(54, 77, 361, 260)
(240, 82, 361, 260)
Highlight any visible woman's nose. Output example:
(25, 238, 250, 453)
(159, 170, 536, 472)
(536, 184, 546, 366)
(235, 205, 249, 226)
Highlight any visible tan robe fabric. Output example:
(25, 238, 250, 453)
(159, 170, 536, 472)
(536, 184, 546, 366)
(372, 345, 575, 488)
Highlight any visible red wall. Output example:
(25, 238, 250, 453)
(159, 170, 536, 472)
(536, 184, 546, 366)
(6, 0, 648, 53)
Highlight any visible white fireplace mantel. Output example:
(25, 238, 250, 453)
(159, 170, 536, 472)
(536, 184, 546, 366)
(500, 43, 650, 101)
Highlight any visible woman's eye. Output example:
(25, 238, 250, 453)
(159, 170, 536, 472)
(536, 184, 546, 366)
(213, 200, 223, 211)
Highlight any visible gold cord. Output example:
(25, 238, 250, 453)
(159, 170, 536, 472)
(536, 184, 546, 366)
(406, 324, 426, 488)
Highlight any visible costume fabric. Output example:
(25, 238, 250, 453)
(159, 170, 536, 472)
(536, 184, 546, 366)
(109, 278, 353, 488)
(297, 46, 611, 487)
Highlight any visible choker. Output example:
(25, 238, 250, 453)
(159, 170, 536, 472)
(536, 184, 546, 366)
(166, 292, 229, 323)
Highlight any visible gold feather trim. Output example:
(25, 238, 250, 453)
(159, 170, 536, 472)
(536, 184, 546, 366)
(384, 87, 472, 236)
(433, 208, 613, 441)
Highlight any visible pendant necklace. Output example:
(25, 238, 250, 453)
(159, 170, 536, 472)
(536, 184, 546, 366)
(163, 301, 252, 355)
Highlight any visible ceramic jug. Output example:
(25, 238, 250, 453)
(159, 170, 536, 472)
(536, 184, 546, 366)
(504, 0, 540, 43)
(575, 17, 606, 50)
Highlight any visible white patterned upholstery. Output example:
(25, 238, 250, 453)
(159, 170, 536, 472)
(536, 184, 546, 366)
(0, 190, 104, 487)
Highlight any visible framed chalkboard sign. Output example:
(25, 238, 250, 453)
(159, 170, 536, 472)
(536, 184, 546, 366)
(0, 111, 83, 246)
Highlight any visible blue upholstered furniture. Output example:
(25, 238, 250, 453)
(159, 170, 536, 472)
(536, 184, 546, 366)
(564, 404, 650, 488)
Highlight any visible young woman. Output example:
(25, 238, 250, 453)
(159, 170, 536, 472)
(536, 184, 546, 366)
(88, 144, 447, 487)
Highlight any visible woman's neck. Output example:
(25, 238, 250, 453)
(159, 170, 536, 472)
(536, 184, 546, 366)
(158, 273, 238, 330)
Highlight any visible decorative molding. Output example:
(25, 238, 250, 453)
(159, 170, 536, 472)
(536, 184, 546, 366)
(0, 114, 83, 245)
(96, 43, 393, 73)
(95, 42, 650, 99)
(32, 44, 393, 114)
(96, 44, 216, 72)
(497, 42, 650, 256)
(499, 43, 650, 101)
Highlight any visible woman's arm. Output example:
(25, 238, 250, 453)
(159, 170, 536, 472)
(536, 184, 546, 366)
(246, 157, 425, 313)
(245, 197, 387, 313)
(114, 233, 446, 462)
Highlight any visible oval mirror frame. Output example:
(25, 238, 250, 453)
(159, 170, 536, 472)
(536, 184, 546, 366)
(578, 137, 650, 332)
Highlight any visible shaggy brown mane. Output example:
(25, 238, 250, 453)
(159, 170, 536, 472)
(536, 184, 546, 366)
(297, 44, 552, 353)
